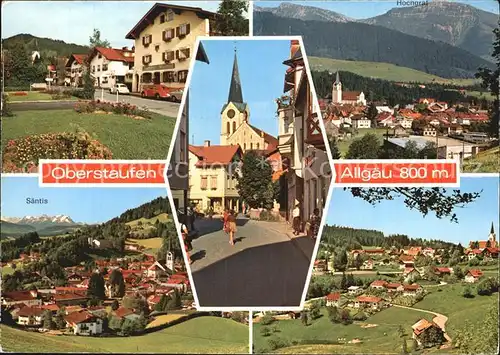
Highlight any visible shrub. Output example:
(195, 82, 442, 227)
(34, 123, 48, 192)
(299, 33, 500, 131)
(1, 93, 14, 117)
(267, 337, 289, 351)
(477, 277, 499, 296)
(73, 100, 152, 119)
(260, 326, 271, 337)
(260, 313, 274, 325)
(462, 286, 474, 298)
(2, 130, 112, 173)
(353, 311, 367, 321)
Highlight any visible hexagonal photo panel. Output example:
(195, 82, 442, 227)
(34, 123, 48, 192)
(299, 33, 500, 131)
(167, 37, 334, 309)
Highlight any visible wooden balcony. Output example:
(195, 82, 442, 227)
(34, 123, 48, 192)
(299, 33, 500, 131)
(305, 111, 326, 149)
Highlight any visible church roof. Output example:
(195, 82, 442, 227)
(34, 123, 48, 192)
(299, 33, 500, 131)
(334, 71, 340, 85)
(227, 51, 244, 104)
(248, 124, 278, 153)
(220, 102, 247, 114)
(491, 222, 495, 234)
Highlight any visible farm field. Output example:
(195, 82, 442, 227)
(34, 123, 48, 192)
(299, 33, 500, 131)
(337, 128, 388, 156)
(463, 146, 499, 173)
(309, 57, 481, 86)
(146, 313, 191, 328)
(1, 109, 175, 160)
(7, 91, 78, 102)
(126, 238, 163, 250)
(1, 317, 249, 353)
(253, 307, 432, 354)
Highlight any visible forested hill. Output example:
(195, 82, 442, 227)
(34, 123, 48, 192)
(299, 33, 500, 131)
(321, 225, 460, 250)
(254, 12, 494, 79)
(2, 34, 88, 57)
(111, 196, 171, 224)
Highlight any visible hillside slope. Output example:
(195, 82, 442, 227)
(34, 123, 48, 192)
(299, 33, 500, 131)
(2, 34, 88, 57)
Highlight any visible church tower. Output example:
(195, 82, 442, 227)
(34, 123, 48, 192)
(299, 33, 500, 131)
(220, 48, 249, 146)
(331, 71, 342, 104)
(488, 222, 497, 247)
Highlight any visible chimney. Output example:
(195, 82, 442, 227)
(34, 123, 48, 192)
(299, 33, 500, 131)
(204, 140, 210, 147)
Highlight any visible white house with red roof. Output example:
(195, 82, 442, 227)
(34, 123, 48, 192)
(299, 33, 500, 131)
(2, 290, 41, 307)
(325, 292, 341, 307)
(65, 53, 88, 87)
(465, 269, 484, 283)
(17, 306, 44, 326)
(64, 310, 103, 335)
(354, 296, 384, 310)
(88, 46, 135, 89)
(370, 280, 388, 289)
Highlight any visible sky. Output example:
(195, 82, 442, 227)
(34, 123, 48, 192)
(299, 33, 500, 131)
(1, 176, 168, 224)
(1, 1, 229, 48)
(188, 39, 291, 145)
(255, 0, 499, 19)
(326, 176, 500, 245)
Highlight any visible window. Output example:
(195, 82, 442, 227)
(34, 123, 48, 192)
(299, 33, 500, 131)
(250, 143, 253, 150)
(142, 55, 152, 65)
(155, 44, 160, 52)
(256, 143, 260, 150)
(226, 122, 230, 134)
(162, 71, 175, 83)
(178, 70, 188, 83)
(97, 65, 101, 72)
(244, 143, 246, 150)
(92, 66, 95, 73)
(166, 9, 174, 21)
(142, 35, 152, 47)
(98, 54, 102, 59)
(160, 14, 165, 23)
(163, 28, 174, 41)
(163, 51, 175, 62)
(210, 176, 217, 190)
(201, 176, 207, 190)
(177, 47, 190, 61)
(102, 76, 108, 84)
(177, 23, 190, 37)
(179, 131, 186, 162)
(102, 64, 108, 71)
(232, 121, 236, 133)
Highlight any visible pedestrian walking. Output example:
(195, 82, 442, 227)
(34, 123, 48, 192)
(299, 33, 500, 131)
(222, 208, 230, 234)
(180, 216, 192, 264)
(227, 210, 237, 245)
(188, 205, 196, 231)
(307, 208, 321, 239)
(292, 200, 301, 235)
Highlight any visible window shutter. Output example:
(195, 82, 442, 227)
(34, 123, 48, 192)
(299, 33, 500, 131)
(176, 27, 180, 37)
(162, 52, 165, 61)
(186, 48, 190, 58)
(176, 50, 179, 60)
(186, 23, 191, 35)
(162, 30, 166, 41)
(142, 37, 145, 45)
(148, 35, 152, 43)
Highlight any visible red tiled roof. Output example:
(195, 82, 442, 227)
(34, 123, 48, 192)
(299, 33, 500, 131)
(55, 287, 84, 294)
(370, 280, 388, 287)
(412, 318, 435, 336)
(54, 292, 87, 301)
(325, 292, 340, 301)
(18, 306, 44, 317)
(114, 307, 134, 318)
(148, 295, 162, 304)
(376, 112, 394, 122)
(467, 269, 483, 277)
(248, 124, 279, 153)
(64, 310, 96, 325)
(2, 291, 36, 301)
(403, 284, 421, 291)
(356, 296, 382, 303)
(41, 304, 60, 312)
(400, 255, 415, 263)
(435, 267, 451, 274)
(92, 47, 134, 63)
(364, 249, 385, 254)
(189, 144, 242, 167)
(342, 91, 362, 101)
(386, 283, 401, 289)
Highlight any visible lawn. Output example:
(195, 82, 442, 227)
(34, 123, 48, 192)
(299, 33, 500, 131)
(253, 307, 432, 354)
(2, 109, 175, 160)
(309, 57, 480, 86)
(126, 213, 170, 228)
(127, 238, 163, 250)
(463, 146, 500, 173)
(415, 283, 498, 338)
(7, 91, 78, 102)
(1, 316, 249, 353)
(337, 128, 388, 156)
(2, 263, 24, 276)
(146, 313, 191, 328)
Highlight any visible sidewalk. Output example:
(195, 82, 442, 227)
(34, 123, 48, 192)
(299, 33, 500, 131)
(256, 220, 315, 263)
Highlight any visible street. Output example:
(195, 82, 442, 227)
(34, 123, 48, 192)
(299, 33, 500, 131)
(94, 90, 180, 118)
(188, 217, 313, 307)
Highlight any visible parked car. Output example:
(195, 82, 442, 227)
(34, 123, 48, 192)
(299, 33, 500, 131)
(141, 84, 171, 99)
(109, 83, 130, 94)
(168, 89, 183, 103)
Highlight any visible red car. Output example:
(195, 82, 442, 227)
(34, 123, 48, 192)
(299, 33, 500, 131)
(141, 84, 171, 99)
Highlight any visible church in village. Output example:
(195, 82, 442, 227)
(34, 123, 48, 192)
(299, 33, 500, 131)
(331, 71, 367, 106)
(220, 50, 278, 153)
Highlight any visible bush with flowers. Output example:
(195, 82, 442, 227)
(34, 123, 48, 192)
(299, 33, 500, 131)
(2, 130, 112, 173)
(73, 100, 152, 119)
(10, 92, 28, 96)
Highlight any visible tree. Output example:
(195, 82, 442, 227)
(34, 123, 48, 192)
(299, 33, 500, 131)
(87, 272, 105, 299)
(42, 310, 54, 330)
(419, 326, 444, 348)
(89, 28, 110, 48)
(346, 133, 381, 159)
(111, 299, 119, 311)
(109, 269, 125, 298)
(365, 102, 378, 127)
(454, 305, 498, 354)
(260, 326, 271, 337)
(214, 0, 249, 36)
(329, 137, 342, 159)
(402, 338, 409, 354)
(477, 277, 499, 296)
(398, 325, 406, 338)
(462, 285, 474, 298)
(309, 302, 321, 320)
(236, 151, 274, 209)
(260, 313, 274, 325)
(475, 25, 499, 138)
(333, 248, 348, 272)
(167, 289, 182, 310)
(327, 306, 339, 324)
(347, 187, 481, 223)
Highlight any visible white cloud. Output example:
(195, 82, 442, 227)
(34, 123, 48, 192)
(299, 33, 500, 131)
(2, 1, 222, 48)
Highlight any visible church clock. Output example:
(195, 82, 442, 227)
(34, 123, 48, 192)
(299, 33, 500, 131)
(227, 109, 235, 118)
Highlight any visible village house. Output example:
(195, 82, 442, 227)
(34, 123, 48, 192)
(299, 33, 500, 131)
(376, 112, 396, 127)
(412, 318, 445, 347)
(386, 282, 401, 293)
(17, 306, 44, 326)
(483, 247, 499, 260)
(403, 267, 421, 282)
(354, 296, 384, 310)
(370, 280, 387, 290)
(125, 2, 217, 92)
(64, 310, 103, 336)
(277, 40, 331, 225)
(54, 292, 88, 307)
(348, 285, 362, 295)
(325, 292, 341, 307)
(399, 284, 423, 296)
(464, 269, 484, 283)
(313, 259, 327, 272)
(351, 114, 371, 129)
(422, 124, 437, 137)
(188, 143, 242, 213)
(389, 124, 409, 138)
(466, 249, 484, 261)
(147, 261, 167, 279)
(331, 71, 366, 106)
(434, 267, 452, 277)
(65, 54, 87, 87)
(399, 255, 415, 269)
(422, 248, 435, 257)
(363, 249, 386, 256)
(362, 259, 374, 270)
(2, 290, 41, 307)
(88, 46, 134, 89)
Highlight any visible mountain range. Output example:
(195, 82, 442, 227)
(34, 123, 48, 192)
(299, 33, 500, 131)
(255, 2, 497, 61)
(2, 33, 88, 58)
(1, 214, 83, 237)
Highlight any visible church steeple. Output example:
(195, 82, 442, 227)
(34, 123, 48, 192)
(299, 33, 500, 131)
(334, 71, 340, 85)
(227, 49, 244, 104)
(490, 222, 495, 234)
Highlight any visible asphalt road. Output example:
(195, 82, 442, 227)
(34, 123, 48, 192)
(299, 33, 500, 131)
(95, 90, 180, 118)
(189, 217, 312, 307)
